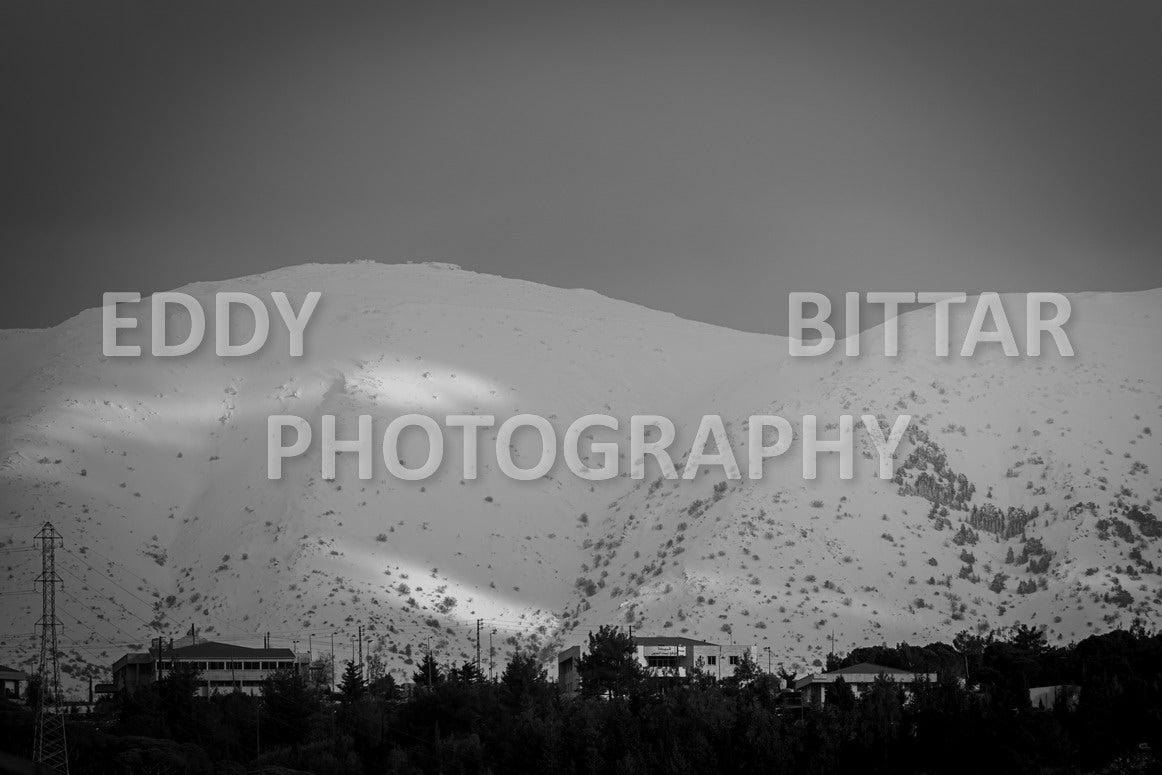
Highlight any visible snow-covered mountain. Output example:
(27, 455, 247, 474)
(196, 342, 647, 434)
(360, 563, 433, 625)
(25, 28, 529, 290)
(2, 262, 1159, 686)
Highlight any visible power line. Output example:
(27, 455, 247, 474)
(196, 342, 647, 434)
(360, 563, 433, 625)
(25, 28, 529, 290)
(55, 561, 158, 634)
(60, 547, 160, 615)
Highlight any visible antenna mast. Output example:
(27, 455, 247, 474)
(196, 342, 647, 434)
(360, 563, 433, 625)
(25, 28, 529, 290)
(33, 521, 69, 773)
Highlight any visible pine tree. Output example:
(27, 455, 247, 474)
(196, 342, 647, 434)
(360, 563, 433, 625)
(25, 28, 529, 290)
(261, 667, 319, 748)
(412, 651, 443, 688)
(1009, 623, 1048, 654)
(577, 625, 644, 698)
(339, 660, 364, 704)
(450, 660, 483, 684)
(501, 651, 547, 707)
(368, 672, 398, 700)
(827, 675, 856, 711)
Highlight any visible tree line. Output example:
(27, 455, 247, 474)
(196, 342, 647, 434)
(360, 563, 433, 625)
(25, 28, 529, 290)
(0, 621, 1159, 773)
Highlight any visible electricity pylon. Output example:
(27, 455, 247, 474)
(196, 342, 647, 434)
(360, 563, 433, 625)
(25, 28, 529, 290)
(33, 521, 69, 773)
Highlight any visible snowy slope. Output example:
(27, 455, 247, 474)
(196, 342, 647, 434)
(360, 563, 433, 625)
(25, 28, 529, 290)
(1, 262, 1159, 686)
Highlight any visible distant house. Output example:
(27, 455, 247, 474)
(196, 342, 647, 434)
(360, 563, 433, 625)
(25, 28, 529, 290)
(1029, 684, 1080, 711)
(794, 662, 937, 707)
(558, 635, 758, 693)
(0, 665, 30, 701)
(110, 637, 300, 697)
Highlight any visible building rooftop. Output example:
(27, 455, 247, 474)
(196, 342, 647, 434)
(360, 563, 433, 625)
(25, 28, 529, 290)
(0, 665, 29, 679)
(114, 640, 297, 666)
(168, 641, 295, 660)
(828, 663, 918, 676)
(633, 636, 716, 647)
(795, 662, 936, 690)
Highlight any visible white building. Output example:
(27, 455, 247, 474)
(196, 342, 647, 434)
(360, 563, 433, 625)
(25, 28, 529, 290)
(111, 638, 301, 697)
(558, 635, 759, 693)
(794, 662, 937, 707)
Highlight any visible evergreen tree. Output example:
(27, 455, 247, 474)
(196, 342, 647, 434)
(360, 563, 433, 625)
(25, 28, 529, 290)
(577, 625, 644, 698)
(368, 672, 398, 700)
(827, 675, 856, 711)
(1008, 623, 1048, 655)
(412, 651, 443, 688)
(450, 660, 483, 684)
(154, 662, 203, 741)
(261, 668, 319, 749)
(339, 660, 364, 704)
(500, 651, 548, 707)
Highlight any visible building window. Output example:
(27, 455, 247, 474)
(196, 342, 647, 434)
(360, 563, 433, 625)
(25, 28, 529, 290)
(729, 655, 740, 666)
(646, 656, 677, 668)
(706, 656, 717, 666)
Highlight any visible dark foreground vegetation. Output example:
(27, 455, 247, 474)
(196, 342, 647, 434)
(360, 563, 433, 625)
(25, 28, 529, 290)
(1, 622, 1160, 774)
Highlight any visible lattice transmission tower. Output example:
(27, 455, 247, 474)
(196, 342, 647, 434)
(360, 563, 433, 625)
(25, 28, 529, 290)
(33, 521, 69, 773)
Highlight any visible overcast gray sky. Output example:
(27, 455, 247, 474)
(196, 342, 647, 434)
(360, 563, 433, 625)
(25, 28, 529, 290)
(3, 0, 1161, 332)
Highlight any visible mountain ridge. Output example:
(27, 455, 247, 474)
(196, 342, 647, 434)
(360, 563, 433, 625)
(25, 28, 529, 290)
(1, 261, 1159, 687)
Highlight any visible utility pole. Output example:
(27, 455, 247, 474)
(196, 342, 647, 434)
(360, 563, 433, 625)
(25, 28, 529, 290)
(489, 629, 496, 681)
(33, 522, 68, 774)
(330, 632, 336, 692)
(764, 646, 771, 674)
(426, 637, 433, 688)
(357, 624, 363, 680)
(475, 619, 482, 674)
